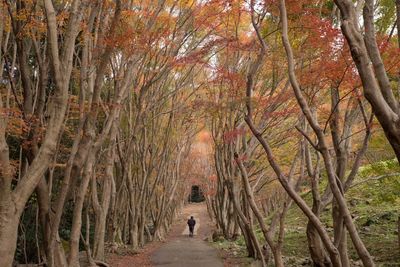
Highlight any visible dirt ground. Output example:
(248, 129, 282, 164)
(108, 203, 223, 267)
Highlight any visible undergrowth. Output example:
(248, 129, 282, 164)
(213, 159, 400, 266)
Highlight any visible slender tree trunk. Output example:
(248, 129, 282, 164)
(227, 180, 266, 266)
(93, 122, 117, 260)
(395, 0, 400, 101)
(37, 177, 68, 267)
(279, 0, 374, 265)
(68, 152, 96, 267)
(237, 216, 256, 258)
(398, 215, 400, 253)
(234, 153, 283, 267)
(306, 154, 332, 266)
(333, 202, 350, 267)
(93, 210, 107, 260)
(36, 178, 51, 262)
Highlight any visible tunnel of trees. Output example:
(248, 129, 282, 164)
(0, 0, 399, 266)
(189, 185, 205, 203)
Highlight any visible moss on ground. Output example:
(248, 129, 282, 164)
(282, 203, 399, 265)
(213, 159, 400, 266)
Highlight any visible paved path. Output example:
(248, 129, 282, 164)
(151, 203, 223, 267)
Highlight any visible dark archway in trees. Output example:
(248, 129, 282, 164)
(189, 185, 205, 203)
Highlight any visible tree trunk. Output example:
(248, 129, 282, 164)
(306, 222, 332, 267)
(93, 122, 117, 260)
(333, 202, 350, 267)
(279, 0, 374, 265)
(93, 210, 107, 261)
(227, 180, 266, 266)
(0, 0, 83, 263)
(398, 215, 400, 253)
(68, 153, 96, 267)
(234, 153, 283, 267)
(237, 218, 256, 258)
(0, 204, 19, 267)
(334, 0, 400, 163)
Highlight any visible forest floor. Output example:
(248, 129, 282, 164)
(212, 160, 400, 267)
(108, 203, 224, 267)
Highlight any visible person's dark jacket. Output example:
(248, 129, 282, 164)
(187, 218, 196, 228)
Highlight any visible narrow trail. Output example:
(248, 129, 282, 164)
(150, 203, 223, 267)
(108, 203, 224, 267)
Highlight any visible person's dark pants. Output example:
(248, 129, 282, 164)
(189, 226, 194, 236)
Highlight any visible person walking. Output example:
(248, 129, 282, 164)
(187, 216, 196, 237)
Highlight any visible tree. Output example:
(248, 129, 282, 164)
(334, 0, 400, 163)
(0, 1, 85, 265)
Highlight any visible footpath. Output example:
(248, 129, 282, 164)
(108, 203, 223, 267)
